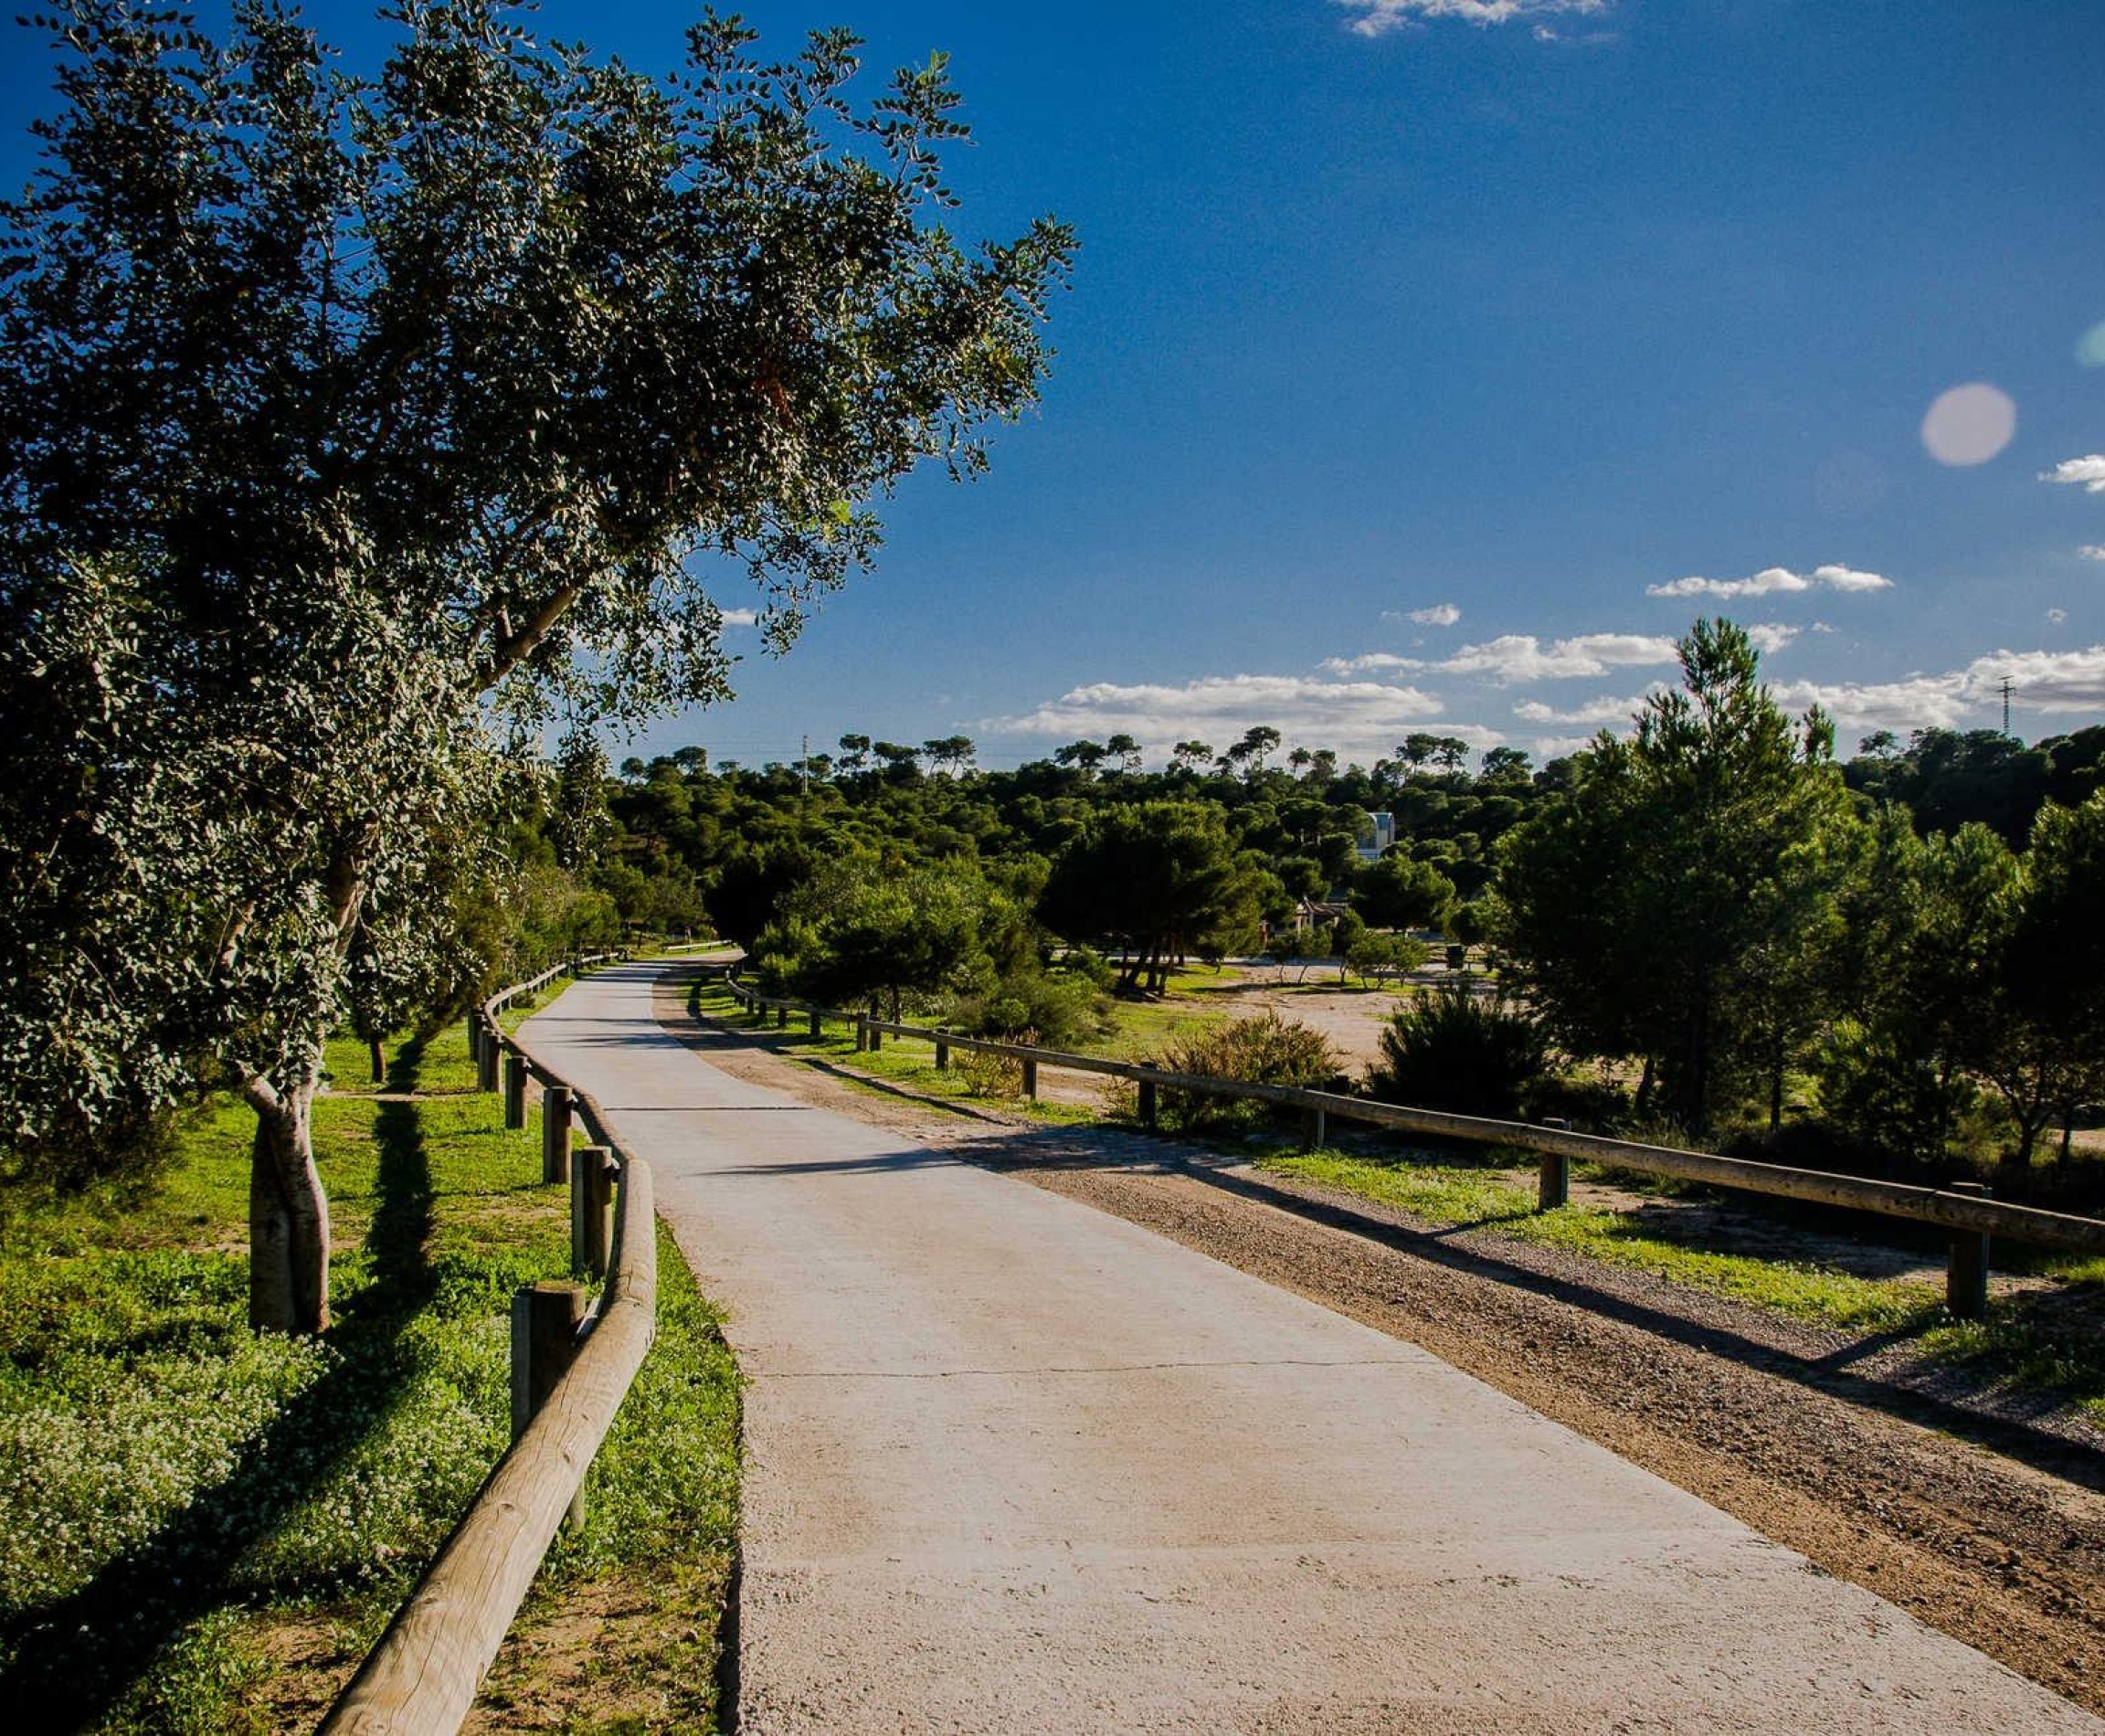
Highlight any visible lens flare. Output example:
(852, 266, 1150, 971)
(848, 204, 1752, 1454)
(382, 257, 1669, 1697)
(2078, 323, 2105, 367)
(1920, 382, 2016, 467)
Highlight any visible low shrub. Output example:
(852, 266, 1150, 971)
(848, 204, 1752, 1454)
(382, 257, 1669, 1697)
(1151, 1013, 1339, 1132)
(956, 1045, 1028, 1099)
(952, 963, 1111, 1051)
(1369, 983, 1547, 1119)
(1519, 1068, 1630, 1133)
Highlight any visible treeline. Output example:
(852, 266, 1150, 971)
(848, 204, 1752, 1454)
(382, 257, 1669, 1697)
(1492, 624, 2105, 1189)
(555, 620, 2105, 1195)
(588, 708, 2105, 950)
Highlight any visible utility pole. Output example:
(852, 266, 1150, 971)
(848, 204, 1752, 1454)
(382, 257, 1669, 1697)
(1999, 676, 2015, 736)
(800, 733, 809, 798)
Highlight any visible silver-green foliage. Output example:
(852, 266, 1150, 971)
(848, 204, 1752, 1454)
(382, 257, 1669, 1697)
(0, 1, 1069, 1321)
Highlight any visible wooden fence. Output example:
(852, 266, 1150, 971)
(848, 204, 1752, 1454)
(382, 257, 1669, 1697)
(712, 971, 2105, 1316)
(321, 953, 651, 1736)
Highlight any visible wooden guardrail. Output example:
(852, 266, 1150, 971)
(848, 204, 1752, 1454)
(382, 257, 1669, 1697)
(710, 970, 2105, 1316)
(322, 954, 653, 1736)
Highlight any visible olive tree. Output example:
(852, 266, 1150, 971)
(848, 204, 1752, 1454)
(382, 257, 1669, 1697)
(0, 1, 1071, 1330)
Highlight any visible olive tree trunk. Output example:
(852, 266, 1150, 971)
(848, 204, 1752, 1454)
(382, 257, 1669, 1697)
(245, 1074, 332, 1335)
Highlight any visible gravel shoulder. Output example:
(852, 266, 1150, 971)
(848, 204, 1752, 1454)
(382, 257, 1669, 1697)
(655, 970, 2105, 1717)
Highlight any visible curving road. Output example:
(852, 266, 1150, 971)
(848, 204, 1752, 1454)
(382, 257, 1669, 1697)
(524, 963, 2099, 1733)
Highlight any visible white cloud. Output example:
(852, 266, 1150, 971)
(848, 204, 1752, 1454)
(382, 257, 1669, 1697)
(1815, 565, 1895, 593)
(2048, 609, 2068, 625)
(1321, 651, 1425, 674)
(2042, 456, 2105, 493)
(719, 608, 759, 627)
(1770, 675, 1978, 734)
(1338, 0, 1607, 35)
(2079, 545, 2105, 562)
(989, 672, 1450, 763)
(1324, 632, 1676, 683)
(1511, 689, 1661, 727)
(1407, 602, 1461, 626)
(1962, 646, 2105, 713)
(1531, 734, 1609, 760)
(1647, 564, 1892, 600)
(1746, 623, 1800, 654)
(1765, 644, 2105, 732)
(1437, 631, 1679, 683)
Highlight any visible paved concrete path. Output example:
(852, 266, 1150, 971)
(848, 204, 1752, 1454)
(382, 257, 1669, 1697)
(525, 964, 2097, 1734)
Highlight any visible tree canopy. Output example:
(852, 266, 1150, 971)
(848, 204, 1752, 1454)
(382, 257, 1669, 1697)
(1492, 619, 1851, 1128)
(0, 0, 1072, 1329)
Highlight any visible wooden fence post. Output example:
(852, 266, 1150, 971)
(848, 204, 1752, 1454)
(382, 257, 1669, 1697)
(777, 1005, 788, 1029)
(541, 1084, 573, 1184)
(1022, 1055, 1038, 1101)
(870, 1019, 883, 1052)
(809, 1009, 822, 1039)
(503, 1053, 527, 1129)
(1137, 1078, 1158, 1129)
(1302, 1106, 1326, 1150)
(935, 1039, 949, 1071)
(1947, 1180, 1991, 1319)
(511, 1281, 585, 1441)
(854, 1012, 867, 1052)
(572, 1146, 615, 1278)
(477, 1024, 500, 1094)
(465, 1012, 481, 1067)
(1538, 1118, 1571, 1211)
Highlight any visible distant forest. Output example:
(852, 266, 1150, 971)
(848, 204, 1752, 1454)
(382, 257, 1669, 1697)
(507, 628, 2104, 1192)
(563, 719, 2105, 947)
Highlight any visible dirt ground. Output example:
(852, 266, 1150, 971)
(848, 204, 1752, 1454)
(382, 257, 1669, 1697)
(1154, 960, 1416, 1074)
(658, 971, 2105, 1719)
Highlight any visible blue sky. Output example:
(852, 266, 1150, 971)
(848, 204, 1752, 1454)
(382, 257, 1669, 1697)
(7, 0, 2105, 767)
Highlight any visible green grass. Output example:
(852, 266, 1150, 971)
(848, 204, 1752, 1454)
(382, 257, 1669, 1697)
(1262, 1147, 2105, 1423)
(1266, 1149, 1945, 1334)
(1090, 994, 1228, 1064)
(0, 1000, 740, 1732)
(1264, 1148, 1537, 1230)
(1917, 1255, 2105, 1427)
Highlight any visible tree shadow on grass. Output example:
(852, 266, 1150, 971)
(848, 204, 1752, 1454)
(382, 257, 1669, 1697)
(1, 1043, 440, 1730)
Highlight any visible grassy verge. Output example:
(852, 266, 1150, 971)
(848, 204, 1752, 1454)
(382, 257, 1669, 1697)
(0, 1003, 738, 1733)
(1263, 1147, 2105, 1424)
(1265, 1149, 1933, 1329)
(472, 1220, 738, 1731)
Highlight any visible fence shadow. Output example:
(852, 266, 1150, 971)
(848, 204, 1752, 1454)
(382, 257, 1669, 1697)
(940, 1117, 2105, 1497)
(1199, 1159, 2105, 1495)
(2, 1050, 439, 1728)
(670, 971, 2105, 1496)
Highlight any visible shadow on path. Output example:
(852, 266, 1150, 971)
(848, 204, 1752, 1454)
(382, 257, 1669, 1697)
(669, 973, 2105, 1499)
(971, 1117, 2105, 1497)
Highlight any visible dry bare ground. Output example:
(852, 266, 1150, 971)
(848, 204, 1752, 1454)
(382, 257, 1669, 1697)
(1154, 961, 1416, 1073)
(659, 972, 2105, 1719)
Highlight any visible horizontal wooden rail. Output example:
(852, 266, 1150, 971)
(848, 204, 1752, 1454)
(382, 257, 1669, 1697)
(323, 958, 655, 1736)
(713, 974, 2105, 1262)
